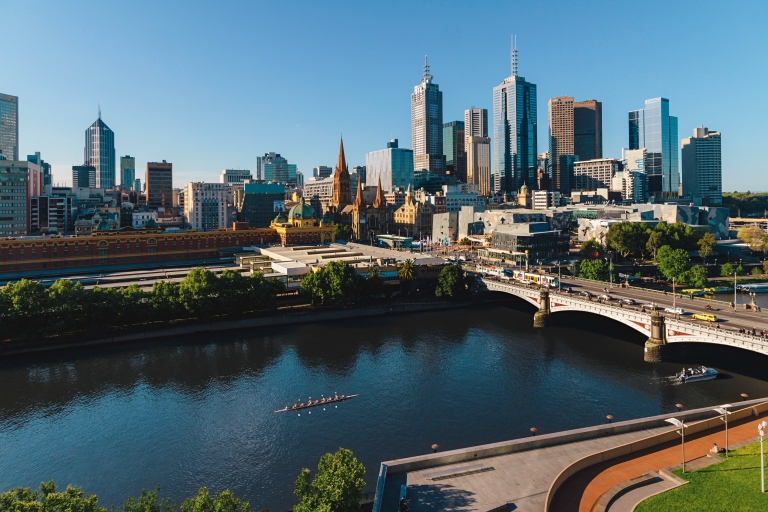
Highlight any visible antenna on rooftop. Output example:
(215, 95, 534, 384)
(422, 55, 433, 83)
(98, 103, 101, 120)
(511, 35, 518, 77)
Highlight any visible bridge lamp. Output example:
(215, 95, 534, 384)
(666, 418, 687, 473)
(760, 420, 767, 493)
(713, 405, 733, 458)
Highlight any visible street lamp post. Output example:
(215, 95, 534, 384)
(760, 420, 767, 493)
(734, 272, 738, 307)
(558, 262, 562, 292)
(666, 417, 687, 472)
(673, 277, 677, 310)
(713, 405, 732, 458)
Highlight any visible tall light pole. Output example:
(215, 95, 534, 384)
(666, 418, 687, 472)
(713, 405, 732, 457)
(760, 420, 767, 493)
(558, 262, 562, 292)
(734, 271, 738, 307)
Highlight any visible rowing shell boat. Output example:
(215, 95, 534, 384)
(275, 394, 359, 413)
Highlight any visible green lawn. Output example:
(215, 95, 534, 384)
(635, 441, 768, 511)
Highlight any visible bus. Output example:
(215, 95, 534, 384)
(512, 270, 559, 288)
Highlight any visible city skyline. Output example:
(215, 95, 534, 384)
(3, 0, 766, 190)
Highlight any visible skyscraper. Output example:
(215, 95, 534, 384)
(443, 121, 466, 181)
(464, 107, 490, 195)
(146, 160, 173, 209)
(121, 156, 136, 190)
(27, 152, 51, 192)
(548, 96, 574, 193)
(256, 153, 298, 186)
(85, 110, 116, 189)
(682, 126, 722, 205)
(365, 139, 414, 192)
(0, 94, 19, 161)
(574, 100, 602, 161)
(492, 38, 537, 193)
(629, 97, 679, 199)
(72, 165, 96, 188)
(412, 57, 446, 176)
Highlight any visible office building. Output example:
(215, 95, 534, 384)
(0, 160, 43, 235)
(682, 126, 722, 205)
(72, 164, 96, 188)
(493, 40, 537, 193)
(467, 136, 491, 196)
(184, 182, 229, 231)
(0, 93, 19, 161)
(295, 170, 304, 189)
(30, 189, 77, 235)
(256, 152, 298, 186)
(573, 158, 622, 191)
(465, 107, 488, 139)
(351, 166, 366, 184)
(85, 111, 116, 189)
(313, 166, 333, 179)
(532, 190, 561, 210)
(548, 96, 574, 193)
(611, 170, 646, 203)
(134, 178, 141, 193)
(629, 97, 679, 199)
(220, 169, 252, 186)
(146, 160, 173, 210)
(304, 177, 335, 215)
(120, 156, 136, 190)
(27, 152, 52, 193)
(238, 182, 286, 228)
(411, 57, 446, 176)
(365, 139, 415, 192)
(443, 121, 466, 181)
(574, 100, 602, 161)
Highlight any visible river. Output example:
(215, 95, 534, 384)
(1, 299, 768, 511)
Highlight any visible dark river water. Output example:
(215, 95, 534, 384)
(2, 298, 768, 511)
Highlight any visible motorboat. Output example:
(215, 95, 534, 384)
(676, 366, 718, 383)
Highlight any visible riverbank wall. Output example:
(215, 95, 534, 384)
(0, 299, 478, 357)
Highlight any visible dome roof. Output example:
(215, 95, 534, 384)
(289, 198, 315, 220)
(520, 182, 528, 192)
(274, 211, 288, 223)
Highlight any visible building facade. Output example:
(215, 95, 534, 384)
(0, 93, 19, 161)
(184, 182, 229, 231)
(365, 139, 414, 192)
(120, 156, 136, 190)
(548, 96, 574, 193)
(257, 153, 297, 186)
(72, 165, 96, 188)
(681, 126, 722, 205)
(351, 178, 388, 241)
(330, 138, 352, 215)
(238, 182, 286, 228)
(303, 176, 334, 215)
(573, 158, 622, 191)
(574, 99, 602, 161)
(629, 97, 679, 199)
(411, 57, 446, 176)
(466, 136, 491, 196)
(85, 113, 116, 189)
(443, 121, 466, 181)
(219, 169, 252, 186)
(0, 160, 43, 236)
(271, 198, 334, 246)
(392, 188, 434, 238)
(312, 166, 333, 179)
(146, 161, 173, 210)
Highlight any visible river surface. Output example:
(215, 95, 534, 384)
(2, 300, 768, 511)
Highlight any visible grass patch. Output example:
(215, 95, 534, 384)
(635, 441, 768, 511)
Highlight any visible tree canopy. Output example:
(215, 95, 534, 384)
(435, 264, 466, 298)
(697, 232, 716, 261)
(580, 238, 603, 259)
(293, 448, 365, 512)
(579, 259, 608, 281)
(655, 245, 691, 281)
(299, 261, 360, 307)
(605, 222, 648, 259)
(333, 224, 353, 242)
(737, 225, 768, 253)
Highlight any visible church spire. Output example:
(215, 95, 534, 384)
(353, 176, 364, 208)
(336, 137, 348, 174)
(373, 177, 385, 208)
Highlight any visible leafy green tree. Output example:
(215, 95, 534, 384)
(4, 279, 49, 313)
(721, 262, 735, 277)
(605, 222, 649, 259)
(149, 281, 183, 321)
(120, 487, 175, 512)
(398, 259, 415, 281)
(752, 266, 762, 276)
(682, 265, 708, 288)
(0, 480, 106, 512)
(736, 264, 745, 276)
(300, 261, 360, 307)
(646, 230, 664, 259)
(459, 237, 472, 246)
(180, 487, 249, 512)
(737, 225, 768, 253)
(333, 224, 353, 242)
(435, 264, 466, 298)
(655, 245, 690, 282)
(579, 259, 608, 281)
(764, 260, 768, 274)
(294, 448, 365, 512)
(697, 232, 716, 262)
(363, 266, 384, 297)
(579, 238, 603, 259)
(178, 268, 220, 317)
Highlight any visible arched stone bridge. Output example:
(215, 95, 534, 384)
(480, 278, 768, 362)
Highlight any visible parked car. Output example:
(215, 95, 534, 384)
(664, 307, 685, 315)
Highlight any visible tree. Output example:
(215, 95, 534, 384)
(121, 487, 175, 512)
(0, 480, 106, 512)
(655, 245, 691, 282)
(300, 261, 360, 307)
(736, 264, 745, 276)
(737, 225, 768, 253)
(752, 266, 762, 276)
(363, 266, 384, 297)
(334, 224, 353, 242)
(459, 237, 472, 246)
(294, 448, 365, 512)
(579, 238, 603, 259)
(579, 259, 608, 281)
(697, 232, 716, 262)
(605, 222, 649, 259)
(721, 262, 735, 277)
(178, 268, 221, 317)
(435, 264, 466, 298)
(682, 265, 708, 288)
(398, 259, 415, 281)
(180, 487, 249, 512)
(763, 260, 768, 274)
(646, 230, 664, 259)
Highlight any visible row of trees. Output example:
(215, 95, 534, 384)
(593, 221, 715, 261)
(0, 268, 285, 342)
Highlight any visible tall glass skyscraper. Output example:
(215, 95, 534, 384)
(121, 156, 136, 190)
(0, 94, 19, 161)
(411, 57, 446, 176)
(628, 98, 679, 198)
(256, 153, 298, 186)
(85, 111, 116, 189)
(442, 121, 465, 181)
(492, 42, 537, 193)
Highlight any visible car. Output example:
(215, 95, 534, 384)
(641, 303, 656, 310)
(459, 256, 467, 261)
(520, 279, 533, 285)
(692, 313, 718, 322)
(599, 294, 613, 300)
(620, 298, 636, 305)
(664, 307, 685, 315)
(579, 291, 593, 297)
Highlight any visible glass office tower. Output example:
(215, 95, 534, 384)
(85, 113, 116, 189)
(121, 156, 136, 190)
(412, 57, 446, 176)
(0, 94, 19, 161)
(443, 121, 465, 181)
(256, 153, 297, 186)
(365, 139, 415, 192)
(628, 98, 679, 198)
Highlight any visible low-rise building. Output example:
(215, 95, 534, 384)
(489, 222, 569, 263)
(532, 190, 561, 210)
(270, 197, 334, 246)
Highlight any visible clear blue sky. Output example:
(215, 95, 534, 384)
(4, 0, 767, 191)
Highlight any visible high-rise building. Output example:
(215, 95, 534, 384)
(493, 39, 537, 193)
(443, 121, 466, 181)
(351, 166, 366, 185)
(466, 136, 491, 196)
(134, 178, 141, 193)
(256, 153, 298, 186)
(120, 156, 136, 190)
(365, 139, 415, 192)
(313, 166, 333, 179)
(629, 97, 679, 199)
(85, 110, 116, 189)
(682, 126, 722, 205)
(220, 169, 252, 186)
(27, 152, 51, 193)
(573, 158, 622, 191)
(72, 164, 96, 188)
(611, 170, 646, 203)
(411, 57, 446, 176)
(465, 107, 488, 139)
(184, 182, 229, 231)
(0, 94, 19, 161)
(0, 160, 43, 235)
(548, 96, 574, 193)
(238, 182, 286, 228)
(574, 100, 602, 161)
(146, 160, 173, 210)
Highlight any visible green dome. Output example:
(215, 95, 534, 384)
(289, 198, 315, 220)
(274, 211, 288, 223)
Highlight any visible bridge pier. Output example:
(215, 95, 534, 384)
(643, 311, 667, 362)
(533, 287, 550, 328)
